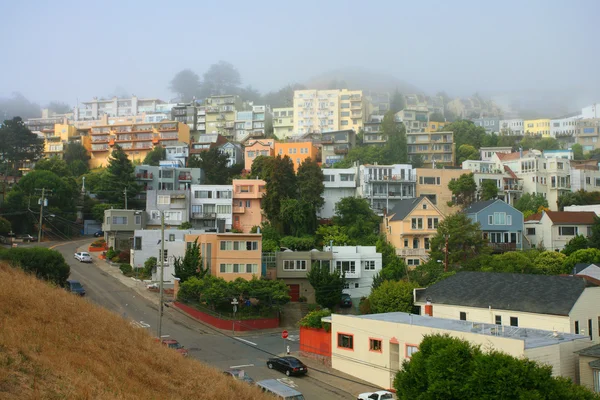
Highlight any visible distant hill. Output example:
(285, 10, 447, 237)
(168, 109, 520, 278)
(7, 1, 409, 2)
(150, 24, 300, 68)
(305, 67, 421, 94)
(0, 262, 267, 400)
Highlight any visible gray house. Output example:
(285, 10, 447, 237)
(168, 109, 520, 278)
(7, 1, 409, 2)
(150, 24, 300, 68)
(135, 164, 203, 202)
(472, 117, 500, 134)
(321, 129, 357, 167)
(145, 190, 191, 229)
(103, 209, 146, 251)
(464, 199, 524, 252)
(219, 142, 244, 167)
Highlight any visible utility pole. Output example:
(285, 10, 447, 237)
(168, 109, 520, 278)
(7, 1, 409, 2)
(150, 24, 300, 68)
(157, 211, 165, 339)
(36, 188, 52, 243)
(124, 187, 128, 210)
(444, 234, 449, 272)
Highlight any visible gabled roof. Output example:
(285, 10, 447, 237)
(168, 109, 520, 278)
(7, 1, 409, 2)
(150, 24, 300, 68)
(525, 213, 542, 222)
(503, 165, 518, 180)
(388, 196, 429, 222)
(573, 263, 600, 274)
(577, 344, 600, 358)
(414, 271, 597, 316)
(463, 199, 499, 214)
(544, 211, 597, 225)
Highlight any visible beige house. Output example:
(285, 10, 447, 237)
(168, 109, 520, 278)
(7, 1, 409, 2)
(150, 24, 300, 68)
(577, 344, 600, 393)
(524, 210, 597, 251)
(102, 209, 146, 251)
(383, 196, 445, 267)
(330, 312, 591, 391)
(414, 272, 600, 343)
(415, 168, 464, 216)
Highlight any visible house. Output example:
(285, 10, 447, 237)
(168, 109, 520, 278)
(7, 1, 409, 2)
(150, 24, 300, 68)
(564, 205, 600, 216)
(464, 199, 524, 252)
(415, 168, 465, 216)
(328, 312, 591, 391)
(319, 166, 359, 219)
(357, 164, 416, 215)
(413, 271, 600, 343)
(144, 190, 191, 229)
(219, 142, 244, 167)
(102, 209, 146, 251)
(184, 233, 262, 282)
(244, 139, 275, 172)
(479, 146, 512, 162)
(576, 344, 600, 393)
(472, 117, 500, 134)
(524, 210, 596, 251)
(231, 179, 266, 232)
(135, 164, 202, 202)
(573, 264, 600, 281)
(320, 129, 356, 167)
(189, 133, 228, 155)
(274, 141, 319, 171)
(190, 184, 233, 232)
(383, 196, 444, 267)
(275, 246, 382, 302)
(461, 160, 523, 206)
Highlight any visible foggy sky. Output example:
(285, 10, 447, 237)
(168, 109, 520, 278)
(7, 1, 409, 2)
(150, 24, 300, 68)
(1, 0, 598, 108)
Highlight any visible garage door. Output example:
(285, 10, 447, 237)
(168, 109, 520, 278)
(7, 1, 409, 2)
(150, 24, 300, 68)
(288, 284, 300, 302)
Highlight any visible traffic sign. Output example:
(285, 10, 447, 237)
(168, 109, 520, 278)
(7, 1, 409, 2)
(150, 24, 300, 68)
(282, 330, 289, 339)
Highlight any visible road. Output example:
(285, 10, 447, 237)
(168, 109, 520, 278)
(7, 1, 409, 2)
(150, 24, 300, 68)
(52, 239, 358, 399)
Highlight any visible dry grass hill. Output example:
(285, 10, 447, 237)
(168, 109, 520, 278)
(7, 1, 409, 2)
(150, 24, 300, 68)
(0, 262, 267, 399)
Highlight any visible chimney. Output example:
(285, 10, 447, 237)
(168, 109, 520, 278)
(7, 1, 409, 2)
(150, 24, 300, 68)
(424, 300, 433, 316)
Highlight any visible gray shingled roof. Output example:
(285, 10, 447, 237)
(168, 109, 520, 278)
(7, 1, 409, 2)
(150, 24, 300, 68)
(415, 271, 597, 316)
(464, 199, 500, 214)
(573, 263, 599, 274)
(577, 344, 600, 358)
(388, 196, 427, 221)
(590, 359, 600, 369)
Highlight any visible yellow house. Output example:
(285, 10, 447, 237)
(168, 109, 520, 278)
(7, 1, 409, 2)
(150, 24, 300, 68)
(274, 141, 319, 171)
(524, 118, 551, 137)
(415, 168, 465, 216)
(425, 120, 447, 132)
(383, 196, 445, 268)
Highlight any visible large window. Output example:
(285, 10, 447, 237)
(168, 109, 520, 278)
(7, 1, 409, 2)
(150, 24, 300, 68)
(510, 317, 519, 327)
(216, 205, 231, 214)
(194, 190, 212, 198)
(427, 217, 439, 229)
(526, 228, 535, 235)
(112, 216, 127, 225)
(363, 260, 376, 270)
(283, 260, 306, 270)
(369, 338, 382, 352)
(559, 226, 577, 236)
(411, 218, 423, 229)
(216, 190, 232, 199)
(336, 261, 356, 274)
(337, 333, 353, 350)
(157, 195, 170, 205)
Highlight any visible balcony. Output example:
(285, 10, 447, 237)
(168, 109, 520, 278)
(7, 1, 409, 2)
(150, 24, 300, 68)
(351, 112, 363, 119)
(233, 206, 246, 214)
(192, 212, 217, 219)
(159, 133, 178, 140)
(137, 172, 153, 180)
(178, 173, 192, 181)
(371, 191, 412, 199)
(91, 145, 110, 152)
(504, 183, 523, 191)
(349, 95, 362, 101)
(351, 103, 362, 110)
(488, 242, 517, 253)
(366, 174, 415, 183)
(334, 147, 349, 155)
(398, 248, 429, 258)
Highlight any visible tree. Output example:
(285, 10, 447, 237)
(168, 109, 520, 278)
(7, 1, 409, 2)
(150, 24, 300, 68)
(484, 251, 536, 274)
(306, 261, 345, 310)
(142, 146, 166, 166)
(332, 197, 381, 245)
(201, 61, 242, 97)
(173, 239, 208, 283)
(188, 147, 230, 184)
(46, 101, 71, 114)
(92, 203, 113, 222)
(429, 213, 490, 267)
(368, 280, 418, 314)
(169, 69, 201, 102)
(572, 143, 584, 160)
(589, 217, 600, 249)
(0, 92, 41, 120)
(382, 111, 407, 164)
(63, 143, 90, 175)
(296, 157, 324, 234)
(394, 334, 599, 400)
(390, 89, 405, 113)
(479, 179, 498, 201)
(34, 157, 71, 177)
(558, 190, 600, 210)
(0, 117, 44, 177)
(262, 83, 306, 108)
(562, 235, 589, 256)
(0, 216, 11, 234)
(564, 248, 600, 273)
(480, 132, 499, 147)
(429, 112, 445, 123)
(457, 144, 479, 164)
(410, 154, 424, 168)
(261, 155, 297, 234)
(534, 251, 568, 275)
(97, 145, 140, 207)
(179, 221, 192, 230)
(248, 155, 274, 180)
(448, 173, 477, 207)
(238, 85, 262, 103)
(333, 145, 385, 168)
(515, 193, 549, 215)
(372, 237, 408, 289)
(316, 224, 351, 246)
(442, 120, 487, 160)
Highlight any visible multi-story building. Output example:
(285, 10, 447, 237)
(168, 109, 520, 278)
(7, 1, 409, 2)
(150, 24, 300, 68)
(41, 123, 91, 160)
(234, 105, 271, 142)
(195, 105, 206, 137)
(189, 133, 228, 156)
(339, 89, 366, 132)
(320, 129, 356, 167)
(219, 142, 244, 167)
(415, 168, 465, 216)
(320, 166, 359, 219)
(575, 119, 600, 153)
(134, 163, 203, 201)
(383, 196, 444, 267)
(472, 117, 500, 134)
(396, 108, 428, 133)
(461, 160, 523, 206)
(407, 131, 455, 167)
(272, 107, 294, 139)
(524, 118, 551, 137)
(465, 200, 524, 252)
(231, 179, 266, 233)
(184, 232, 262, 281)
(274, 141, 319, 171)
(190, 184, 233, 231)
(364, 91, 390, 117)
(164, 141, 190, 166)
(74, 96, 166, 121)
(102, 209, 146, 251)
(144, 189, 191, 229)
(88, 121, 190, 168)
(25, 109, 70, 133)
(480, 146, 512, 161)
(551, 115, 580, 138)
(293, 89, 366, 134)
(499, 118, 524, 136)
(357, 164, 416, 215)
(570, 163, 600, 192)
(171, 102, 199, 131)
(425, 120, 447, 133)
(581, 103, 600, 119)
(244, 139, 275, 172)
(204, 95, 243, 139)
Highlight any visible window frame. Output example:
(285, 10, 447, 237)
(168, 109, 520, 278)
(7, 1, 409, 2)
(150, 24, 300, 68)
(369, 338, 383, 353)
(337, 332, 354, 351)
(405, 344, 419, 358)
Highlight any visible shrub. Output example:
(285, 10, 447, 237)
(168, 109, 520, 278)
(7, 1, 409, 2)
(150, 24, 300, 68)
(298, 295, 307, 303)
(178, 221, 192, 230)
(0, 247, 70, 287)
(307, 303, 321, 312)
(91, 238, 106, 248)
(119, 263, 133, 275)
(111, 256, 120, 263)
(105, 247, 117, 260)
(359, 297, 371, 314)
(117, 251, 130, 263)
(298, 308, 331, 329)
(280, 236, 316, 251)
(144, 257, 157, 276)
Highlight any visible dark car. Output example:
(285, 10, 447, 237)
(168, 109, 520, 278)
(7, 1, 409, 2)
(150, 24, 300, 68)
(266, 356, 308, 377)
(340, 293, 352, 308)
(66, 279, 85, 296)
(154, 338, 189, 357)
(223, 369, 255, 384)
(93, 230, 104, 237)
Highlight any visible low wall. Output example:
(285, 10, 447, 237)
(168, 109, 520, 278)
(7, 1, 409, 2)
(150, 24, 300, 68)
(88, 245, 107, 252)
(300, 326, 331, 357)
(173, 302, 279, 332)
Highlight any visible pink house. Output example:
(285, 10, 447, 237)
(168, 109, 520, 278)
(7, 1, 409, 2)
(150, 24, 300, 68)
(232, 179, 266, 232)
(244, 139, 275, 172)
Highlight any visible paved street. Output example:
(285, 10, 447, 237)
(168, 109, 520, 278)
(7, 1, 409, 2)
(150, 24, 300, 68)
(48, 239, 369, 399)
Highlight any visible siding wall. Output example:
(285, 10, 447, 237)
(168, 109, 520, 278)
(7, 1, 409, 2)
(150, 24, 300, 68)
(569, 287, 600, 343)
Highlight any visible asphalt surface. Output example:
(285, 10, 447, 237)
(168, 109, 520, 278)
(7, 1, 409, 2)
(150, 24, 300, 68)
(47, 238, 359, 399)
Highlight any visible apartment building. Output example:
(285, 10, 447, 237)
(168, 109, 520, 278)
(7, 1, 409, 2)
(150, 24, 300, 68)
(480, 146, 512, 161)
(362, 115, 388, 146)
(189, 133, 228, 155)
(407, 131, 455, 167)
(461, 160, 523, 206)
(320, 166, 359, 219)
(570, 163, 600, 192)
(383, 196, 444, 267)
(321, 129, 356, 167)
(582, 103, 600, 119)
(499, 119, 524, 136)
(134, 163, 203, 201)
(551, 115, 580, 138)
(524, 118, 551, 137)
(144, 189, 191, 229)
(234, 105, 271, 142)
(41, 123, 91, 160)
(88, 121, 190, 168)
(74, 96, 166, 121)
(204, 95, 243, 139)
(274, 141, 319, 171)
(364, 91, 390, 117)
(195, 106, 206, 136)
(472, 117, 500, 134)
(184, 233, 262, 281)
(415, 168, 465, 216)
(396, 108, 428, 133)
(25, 109, 70, 133)
(272, 107, 294, 139)
(357, 164, 416, 215)
(231, 179, 266, 233)
(190, 184, 233, 231)
(339, 90, 366, 132)
(244, 139, 275, 172)
(171, 102, 199, 131)
(576, 119, 600, 152)
(164, 142, 189, 166)
(102, 209, 146, 251)
(425, 120, 447, 133)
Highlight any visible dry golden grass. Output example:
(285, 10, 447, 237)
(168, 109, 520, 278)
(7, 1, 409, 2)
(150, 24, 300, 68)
(0, 263, 269, 399)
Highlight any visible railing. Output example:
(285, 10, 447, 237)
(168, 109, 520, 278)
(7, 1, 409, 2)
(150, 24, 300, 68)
(366, 174, 416, 182)
(488, 242, 517, 252)
(233, 206, 246, 214)
(136, 173, 153, 179)
(178, 174, 192, 181)
(192, 212, 217, 219)
(504, 184, 523, 191)
(399, 248, 428, 257)
(334, 147, 349, 155)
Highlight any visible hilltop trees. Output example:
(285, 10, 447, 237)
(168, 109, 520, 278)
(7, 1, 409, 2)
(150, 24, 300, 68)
(262, 155, 297, 234)
(169, 69, 201, 102)
(0, 117, 44, 176)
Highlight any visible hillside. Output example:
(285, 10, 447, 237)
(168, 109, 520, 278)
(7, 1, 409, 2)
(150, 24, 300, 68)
(305, 66, 421, 94)
(0, 262, 267, 399)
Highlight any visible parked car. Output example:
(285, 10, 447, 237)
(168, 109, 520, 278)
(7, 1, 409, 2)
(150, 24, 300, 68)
(266, 356, 308, 377)
(74, 252, 92, 263)
(18, 234, 35, 242)
(93, 230, 104, 237)
(340, 293, 352, 308)
(357, 391, 395, 400)
(155, 338, 189, 357)
(66, 280, 85, 296)
(223, 369, 255, 384)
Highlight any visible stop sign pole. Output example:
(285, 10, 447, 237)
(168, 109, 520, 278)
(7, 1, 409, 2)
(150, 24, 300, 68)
(282, 330, 289, 355)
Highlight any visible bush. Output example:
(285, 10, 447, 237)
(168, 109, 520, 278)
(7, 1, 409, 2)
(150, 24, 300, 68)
(0, 247, 69, 287)
(359, 297, 371, 314)
(91, 238, 106, 248)
(119, 263, 133, 275)
(105, 247, 116, 260)
(280, 236, 316, 251)
(298, 295, 307, 302)
(118, 251, 130, 263)
(178, 221, 192, 230)
(111, 256, 120, 263)
(298, 308, 331, 329)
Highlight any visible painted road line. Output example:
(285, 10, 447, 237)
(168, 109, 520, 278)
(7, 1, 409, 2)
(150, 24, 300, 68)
(229, 364, 254, 369)
(49, 238, 91, 250)
(234, 337, 257, 346)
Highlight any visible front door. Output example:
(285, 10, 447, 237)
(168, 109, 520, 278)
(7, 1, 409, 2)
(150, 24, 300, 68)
(288, 284, 300, 302)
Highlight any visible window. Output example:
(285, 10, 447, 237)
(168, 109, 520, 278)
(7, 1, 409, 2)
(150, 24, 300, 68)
(246, 264, 258, 273)
(589, 319, 593, 340)
(526, 228, 535, 235)
(369, 338, 382, 352)
(283, 260, 295, 270)
(135, 215, 141, 225)
(407, 259, 420, 266)
(216, 190, 232, 199)
(510, 317, 519, 327)
(295, 260, 307, 270)
(559, 226, 577, 236)
(405, 344, 419, 358)
(112, 216, 127, 225)
(337, 333, 353, 350)
(363, 260, 376, 270)
(424, 237, 430, 250)
(343, 283, 350, 289)
(493, 212, 506, 225)
(404, 239, 409, 248)
(216, 205, 231, 214)
(507, 215, 512, 225)
(354, 283, 359, 288)
(575, 321, 580, 334)
(133, 236, 142, 250)
(336, 261, 356, 274)
(495, 315, 502, 325)
(195, 190, 212, 198)
(413, 238, 419, 249)
(459, 312, 467, 321)
(157, 195, 170, 205)
(411, 218, 423, 229)
(245, 200, 251, 208)
(220, 241, 233, 250)
(246, 241, 259, 250)
(427, 218, 439, 229)
(168, 234, 175, 241)
(324, 174, 334, 182)
(422, 203, 427, 209)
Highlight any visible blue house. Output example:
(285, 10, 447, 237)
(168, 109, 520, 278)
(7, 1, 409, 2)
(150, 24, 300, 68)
(464, 199, 524, 252)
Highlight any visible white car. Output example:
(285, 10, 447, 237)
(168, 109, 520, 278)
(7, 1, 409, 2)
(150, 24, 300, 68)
(74, 252, 92, 263)
(357, 391, 395, 400)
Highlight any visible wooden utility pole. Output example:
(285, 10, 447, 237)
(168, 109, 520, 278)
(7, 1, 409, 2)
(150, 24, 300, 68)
(444, 234, 449, 272)
(36, 188, 52, 243)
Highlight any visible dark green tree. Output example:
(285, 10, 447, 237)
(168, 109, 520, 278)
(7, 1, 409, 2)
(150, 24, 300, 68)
(307, 261, 345, 310)
(428, 112, 445, 123)
(173, 239, 208, 283)
(143, 146, 166, 166)
(333, 145, 385, 168)
(0, 216, 11, 234)
(563, 248, 600, 273)
(333, 197, 381, 244)
(0, 117, 44, 177)
(372, 237, 408, 289)
(457, 144, 479, 164)
(480, 132, 499, 147)
(448, 173, 477, 207)
(249, 155, 274, 180)
(169, 69, 201, 101)
(188, 147, 230, 184)
(479, 179, 498, 201)
(261, 155, 297, 234)
(63, 143, 90, 175)
(368, 280, 418, 314)
(562, 235, 589, 256)
(572, 143, 584, 160)
(382, 111, 408, 164)
(410, 154, 424, 168)
(390, 89, 405, 113)
(34, 157, 71, 177)
(97, 145, 140, 207)
(515, 193, 549, 215)
(296, 157, 324, 234)
(200, 61, 242, 97)
(442, 120, 487, 160)
(589, 216, 600, 249)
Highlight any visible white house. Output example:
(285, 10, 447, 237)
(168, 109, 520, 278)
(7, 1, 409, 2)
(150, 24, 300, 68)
(324, 245, 383, 299)
(357, 164, 416, 215)
(524, 210, 596, 251)
(319, 166, 359, 219)
(479, 146, 512, 162)
(190, 184, 233, 231)
(565, 205, 600, 216)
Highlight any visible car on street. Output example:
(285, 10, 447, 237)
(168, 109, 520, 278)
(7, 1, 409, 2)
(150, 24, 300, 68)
(93, 230, 104, 237)
(340, 293, 352, 307)
(66, 279, 86, 296)
(223, 369, 255, 384)
(357, 390, 395, 400)
(266, 356, 308, 377)
(74, 252, 92, 263)
(18, 234, 35, 242)
(155, 338, 189, 357)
